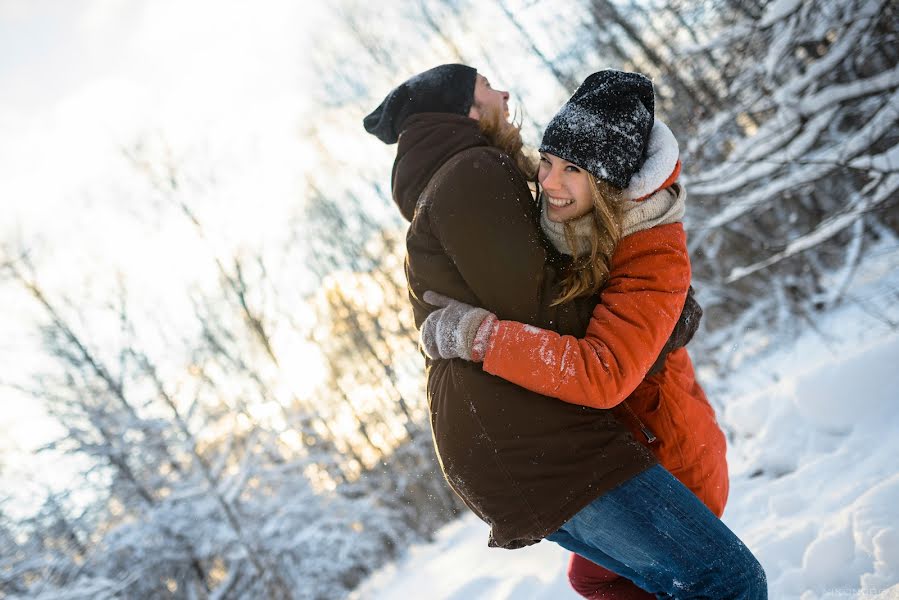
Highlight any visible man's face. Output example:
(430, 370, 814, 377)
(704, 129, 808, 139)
(468, 75, 510, 122)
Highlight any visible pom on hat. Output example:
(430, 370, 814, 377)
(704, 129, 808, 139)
(540, 70, 655, 189)
(363, 64, 478, 144)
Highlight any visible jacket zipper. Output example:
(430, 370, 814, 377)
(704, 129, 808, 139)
(622, 402, 657, 444)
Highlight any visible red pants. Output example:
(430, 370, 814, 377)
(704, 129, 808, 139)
(568, 554, 655, 599)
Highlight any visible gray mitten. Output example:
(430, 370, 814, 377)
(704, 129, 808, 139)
(420, 291, 494, 361)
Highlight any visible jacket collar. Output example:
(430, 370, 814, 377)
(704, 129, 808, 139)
(391, 113, 488, 222)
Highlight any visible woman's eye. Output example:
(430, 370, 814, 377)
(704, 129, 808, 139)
(565, 165, 580, 172)
(539, 156, 550, 163)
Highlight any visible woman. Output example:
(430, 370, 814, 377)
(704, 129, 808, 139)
(420, 71, 758, 598)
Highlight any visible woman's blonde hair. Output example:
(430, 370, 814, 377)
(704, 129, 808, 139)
(552, 174, 623, 306)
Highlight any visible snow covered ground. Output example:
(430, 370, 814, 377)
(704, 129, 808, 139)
(351, 241, 899, 600)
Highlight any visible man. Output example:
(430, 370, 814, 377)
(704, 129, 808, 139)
(364, 63, 662, 550)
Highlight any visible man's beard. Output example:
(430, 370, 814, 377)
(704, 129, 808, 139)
(476, 104, 537, 179)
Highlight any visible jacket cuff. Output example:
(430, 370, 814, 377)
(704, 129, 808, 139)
(470, 313, 498, 362)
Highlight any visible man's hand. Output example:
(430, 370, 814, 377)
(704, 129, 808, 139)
(420, 291, 496, 361)
(647, 286, 703, 376)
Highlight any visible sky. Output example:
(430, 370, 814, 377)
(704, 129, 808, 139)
(1, 0, 318, 236)
(0, 0, 329, 514)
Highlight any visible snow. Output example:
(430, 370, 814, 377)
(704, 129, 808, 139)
(725, 173, 899, 283)
(702, 77, 897, 231)
(759, 0, 802, 28)
(349, 515, 578, 600)
(690, 107, 837, 198)
(723, 334, 899, 596)
(801, 66, 899, 117)
(850, 143, 899, 174)
(352, 245, 899, 599)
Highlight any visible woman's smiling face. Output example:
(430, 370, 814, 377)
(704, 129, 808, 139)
(538, 152, 593, 223)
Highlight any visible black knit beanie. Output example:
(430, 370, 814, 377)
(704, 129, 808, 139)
(363, 64, 478, 144)
(539, 70, 655, 189)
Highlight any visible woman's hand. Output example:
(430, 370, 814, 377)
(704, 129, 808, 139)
(420, 291, 497, 362)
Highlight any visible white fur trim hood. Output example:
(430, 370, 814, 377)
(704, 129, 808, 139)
(623, 119, 679, 201)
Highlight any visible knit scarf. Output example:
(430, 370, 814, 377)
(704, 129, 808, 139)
(540, 199, 594, 257)
(539, 183, 686, 258)
(619, 182, 686, 237)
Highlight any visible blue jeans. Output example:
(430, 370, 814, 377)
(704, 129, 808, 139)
(546, 465, 767, 599)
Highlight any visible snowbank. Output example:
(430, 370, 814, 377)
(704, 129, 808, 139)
(723, 334, 899, 598)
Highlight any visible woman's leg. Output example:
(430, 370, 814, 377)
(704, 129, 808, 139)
(546, 465, 766, 599)
(568, 553, 654, 600)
